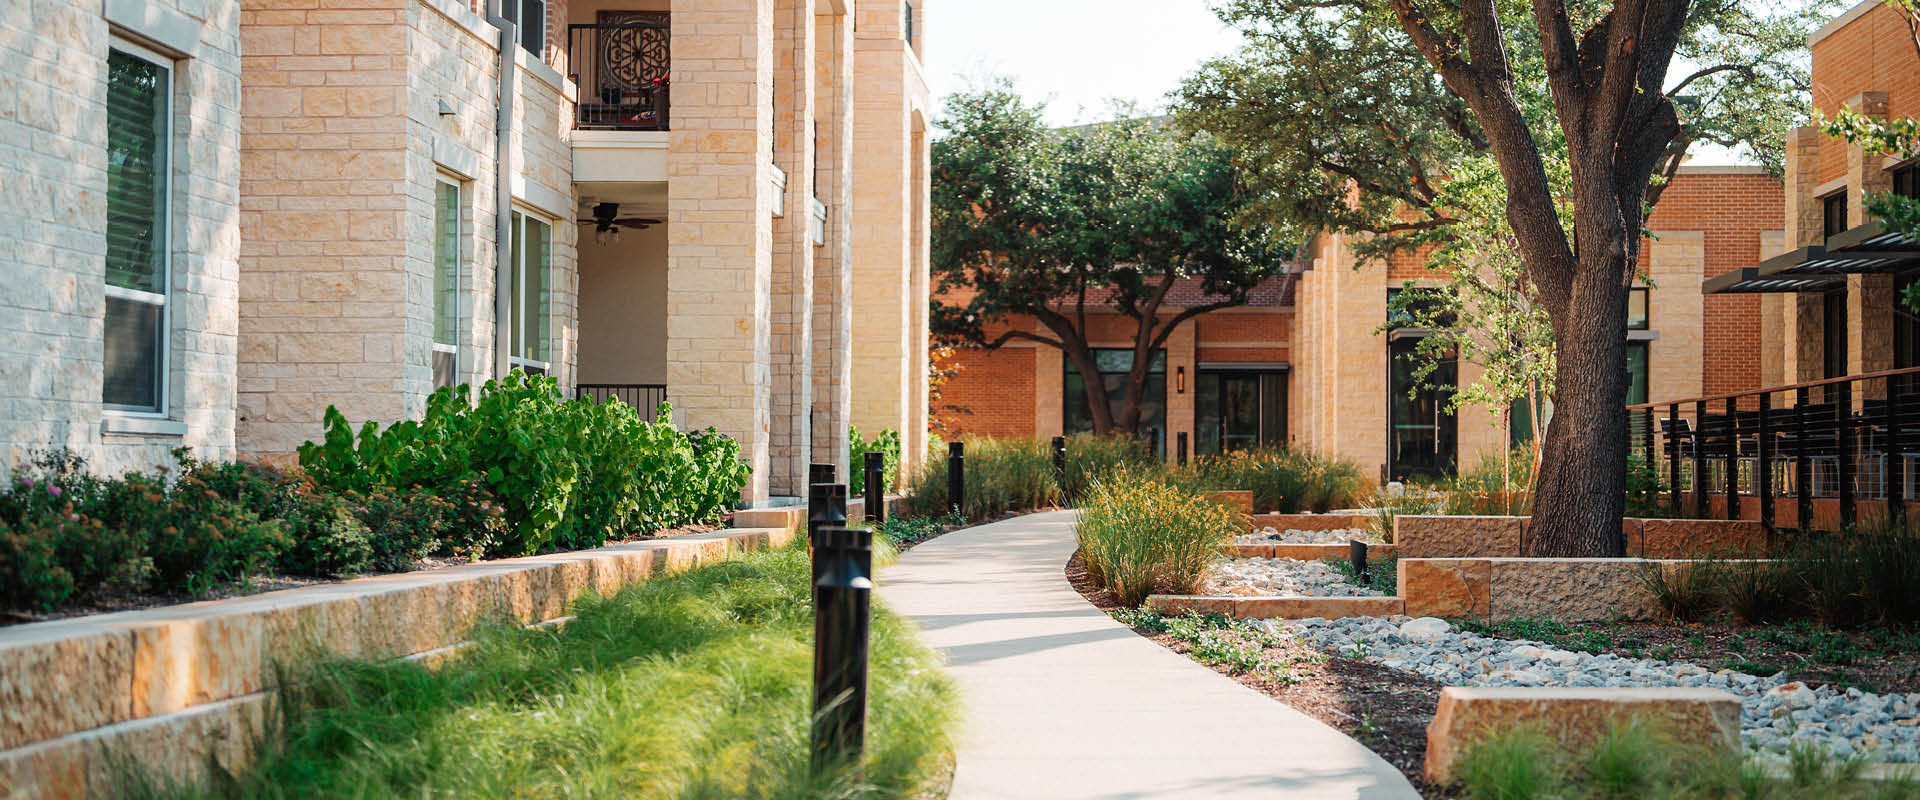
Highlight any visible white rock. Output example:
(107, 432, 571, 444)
(1399, 617, 1452, 641)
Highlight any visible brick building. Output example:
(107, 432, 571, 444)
(1, 0, 933, 505)
(934, 164, 1783, 482)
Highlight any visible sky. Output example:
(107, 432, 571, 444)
(920, 0, 1779, 165)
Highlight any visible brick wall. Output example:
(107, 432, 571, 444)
(1811, 1, 1920, 185)
(1641, 168, 1784, 399)
(935, 345, 1036, 438)
(0, 0, 243, 477)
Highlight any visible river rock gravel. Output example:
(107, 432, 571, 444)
(1231, 527, 1383, 546)
(1202, 557, 1384, 597)
(1272, 615, 1920, 764)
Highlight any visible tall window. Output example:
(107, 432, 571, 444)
(103, 44, 172, 413)
(1823, 289, 1848, 380)
(904, 2, 916, 48)
(432, 180, 461, 389)
(1892, 163, 1919, 201)
(1625, 286, 1649, 407)
(509, 211, 551, 375)
(507, 0, 545, 57)
(1064, 349, 1166, 454)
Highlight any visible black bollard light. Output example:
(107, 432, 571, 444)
(810, 462, 836, 487)
(947, 441, 965, 518)
(863, 451, 886, 523)
(1051, 435, 1067, 481)
(1177, 431, 1188, 466)
(810, 525, 872, 774)
(1350, 539, 1370, 586)
(808, 482, 848, 577)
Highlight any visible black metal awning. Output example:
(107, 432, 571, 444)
(1703, 221, 1920, 295)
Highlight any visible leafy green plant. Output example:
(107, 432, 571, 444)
(1076, 471, 1234, 607)
(849, 426, 902, 496)
(298, 372, 750, 557)
(1322, 555, 1397, 595)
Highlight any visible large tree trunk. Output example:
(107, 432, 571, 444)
(1528, 261, 1630, 556)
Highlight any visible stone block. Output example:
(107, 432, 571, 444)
(1487, 559, 1666, 622)
(0, 736, 85, 800)
(732, 506, 806, 534)
(1250, 513, 1370, 532)
(0, 628, 133, 750)
(1424, 687, 1741, 785)
(1395, 516, 1524, 558)
(1146, 595, 1404, 620)
(1637, 519, 1769, 559)
(1400, 559, 1491, 619)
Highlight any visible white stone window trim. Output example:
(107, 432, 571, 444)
(102, 37, 176, 420)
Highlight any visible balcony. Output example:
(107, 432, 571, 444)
(568, 19, 669, 131)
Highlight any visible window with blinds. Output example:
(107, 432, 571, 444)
(432, 180, 461, 389)
(508, 211, 551, 375)
(103, 44, 171, 413)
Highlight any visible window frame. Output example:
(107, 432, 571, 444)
(432, 176, 463, 389)
(1626, 286, 1650, 330)
(1822, 191, 1849, 241)
(511, 0, 545, 58)
(507, 209, 552, 376)
(102, 39, 175, 418)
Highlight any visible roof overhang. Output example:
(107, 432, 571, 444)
(1702, 267, 1842, 295)
(1704, 221, 1920, 295)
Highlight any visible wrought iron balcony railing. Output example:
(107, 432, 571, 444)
(568, 19, 669, 131)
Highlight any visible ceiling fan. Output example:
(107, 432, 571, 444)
(579, 202, 661, 244)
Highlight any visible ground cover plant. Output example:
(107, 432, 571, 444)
(119, 541, 957, 800)
(1075, 471, 1235, 606)
(1449, 719, 1917, 800)
(1639, 517, 1920, 630)
(1323, 554, 1397, 596)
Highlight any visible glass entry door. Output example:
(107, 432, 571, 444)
(1195, 370, 1287, 455)
(1388, 336, 1457, 481)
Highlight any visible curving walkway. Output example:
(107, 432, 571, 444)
(878, 510, 1420, 800)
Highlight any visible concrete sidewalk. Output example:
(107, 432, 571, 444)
(878, 510, 1421, 800)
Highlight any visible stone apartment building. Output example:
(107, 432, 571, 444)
(2, 0, 933, 505)
(936, 164, 1782, 482)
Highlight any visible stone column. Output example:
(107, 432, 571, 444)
(1781, 126, 1827, 385)
(810, 2, 854, 481)
(1758, 231, 1789, 388)
(1165, 317, 1196, 461)
(1035, 345, 1064, 438)
(1844, 92, 1894, 395)
(667, 0, 777, 504)
(849, 6, 916, 463)
(1646, 231, 1705, 402)
(768, 0, 817, 496)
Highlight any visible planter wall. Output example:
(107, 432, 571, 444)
(0, 525, 795, 798)
(1250, 513, 1371, 532)
(1398, 557, 1688, 622)
(1395, 515, 1770, 559)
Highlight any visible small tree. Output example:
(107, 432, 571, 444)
(932, 80, 1293, 436)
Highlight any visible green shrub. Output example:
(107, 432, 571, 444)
(1076, 472, 1234, 607)
(849, 426, 902, 495)
(904, 436, 1060, 520)
(1636, 560, 1722, 623)
(1062, 434, 1154, 502)
(298, 372, 750, 557)
(177, 453, 372, 578)
(0, 517, 78, 611)
(145, 475, 290, 596)
(352, 488, 448, 572)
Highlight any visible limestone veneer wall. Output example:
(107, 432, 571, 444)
(0, 0, 242, 478)
(1399, 556, 1692, 621)
(0, 525, 793, 798)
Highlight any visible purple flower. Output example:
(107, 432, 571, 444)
(47, 486, 62, 497)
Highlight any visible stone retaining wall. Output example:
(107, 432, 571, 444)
(1224, 543, 1398, 561)
(1398, 557, 1687, 622)
(1147, 595, 1404, 620)
(1395, 515, 1770, 559)
(1424, 687, 1741, 784)
(1250, 513, 1371, 532)
(0, 525, 794, 798)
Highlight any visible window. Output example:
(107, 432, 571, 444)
(103, 44, 172, 413)
(1627, 287, 1649, 330)
(507, 0, 545, 57)
(1064, 349, 1166, 455)
(904, 2, 915, 48)
(1823, 192, 1849, 241)
(1893, 164, 1919, 201)
(508, 211, 551, 375)
(1389, 336, 1456, 480)
(1625, 341, 1649, 406)
(432, 180, 461, 389)
(1823, 289, 1848, 380)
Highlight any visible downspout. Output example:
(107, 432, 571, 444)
(486, 3, 517, 382)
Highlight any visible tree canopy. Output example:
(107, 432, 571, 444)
(931, 81, 1293, 434)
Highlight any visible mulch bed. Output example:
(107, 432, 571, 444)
(1465, 617, 1920, 696)
(1064, 551, 1452, 797)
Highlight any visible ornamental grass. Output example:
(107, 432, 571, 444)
(1076, 472, 1235, 607)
